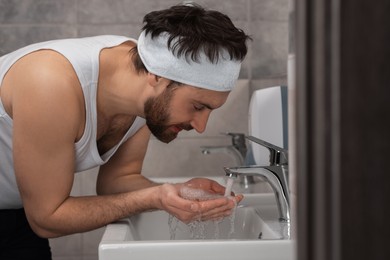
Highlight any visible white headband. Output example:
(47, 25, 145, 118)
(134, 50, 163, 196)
(137, 30, 241, 92)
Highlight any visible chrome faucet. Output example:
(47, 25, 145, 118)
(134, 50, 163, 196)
(224, 136, 290, 222)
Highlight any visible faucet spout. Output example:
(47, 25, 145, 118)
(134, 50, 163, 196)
(246, 135, 288, 166)
(224, 165, 290, 222)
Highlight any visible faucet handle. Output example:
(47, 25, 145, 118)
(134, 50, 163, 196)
(223, 132, 246, 140)
(222, 132, 247, 158)
(246, 135, 288, 165)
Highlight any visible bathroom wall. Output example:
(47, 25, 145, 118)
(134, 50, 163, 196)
(0, 1, 288, 259)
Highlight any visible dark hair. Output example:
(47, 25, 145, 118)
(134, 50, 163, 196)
(129, 47, 147, 74)
(131, 3, 251, 74)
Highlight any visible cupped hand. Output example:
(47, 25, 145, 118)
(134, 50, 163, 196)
(156, 178, 243, 223)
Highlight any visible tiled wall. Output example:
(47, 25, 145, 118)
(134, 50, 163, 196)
(0, 1, 289, 259)
(0, 0, 288, 80)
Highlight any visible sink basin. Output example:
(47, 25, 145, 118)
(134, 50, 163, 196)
(128, 205, 277, 241)
(99, 176, 294, 260)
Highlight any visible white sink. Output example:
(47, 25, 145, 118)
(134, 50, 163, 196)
(99, 176, 294, 260)
(128, 205, 277, 241)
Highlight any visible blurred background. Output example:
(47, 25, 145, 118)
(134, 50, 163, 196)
(0, 0, 289, 259)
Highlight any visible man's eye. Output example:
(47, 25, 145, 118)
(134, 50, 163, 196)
(194, 104, 205, 111)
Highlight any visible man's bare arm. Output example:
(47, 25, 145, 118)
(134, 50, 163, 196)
(97, 125, 157, 195)
(7, 51, 162, 238)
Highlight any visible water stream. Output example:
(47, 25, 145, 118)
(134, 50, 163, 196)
(169, 177, 237, 240)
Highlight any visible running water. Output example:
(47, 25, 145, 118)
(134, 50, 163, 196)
(168, 213, 179, 240)
(224, 177, 235, 197)
(224, 176, 236, 238)
(168, 178, 238, 240)
(168, 211, 236, 240)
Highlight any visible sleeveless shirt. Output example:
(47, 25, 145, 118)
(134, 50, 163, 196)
(0, 36, 146, 209)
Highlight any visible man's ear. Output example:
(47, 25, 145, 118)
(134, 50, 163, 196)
(146, 73, 160, 87)
(147, 73, 170, 93)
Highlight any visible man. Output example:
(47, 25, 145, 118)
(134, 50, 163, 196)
(0, 3, 250, 259)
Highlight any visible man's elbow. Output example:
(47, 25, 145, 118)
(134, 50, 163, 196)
(26, 214, 63, 239)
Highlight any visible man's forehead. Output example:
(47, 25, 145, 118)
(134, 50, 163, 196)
(184, 86, 230, 109)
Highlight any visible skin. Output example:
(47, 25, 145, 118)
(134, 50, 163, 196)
(0, 41, 243, 238)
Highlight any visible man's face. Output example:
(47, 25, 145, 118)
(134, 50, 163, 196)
(144, 84, 229, 143)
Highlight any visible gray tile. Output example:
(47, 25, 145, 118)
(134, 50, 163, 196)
(50, 233, 82, 258)
(250, 78, 287, 92)
(239, 65, 249, 79)
(77, 167, 99, 196)
(142, 136, 238, 178)
(250, 20, 288, 79)
(250, 0, 289, 22)
(0, 26, 77, 55)
(191, 0, 249, 21)
(77, 24, 141, 38)
(70, 172, 83, 197)
(81, 227, 105, 257)
(77, 0, 248, 25)
(77, 0, 179, 24)
(0, 0, 77, 23)
(234, 20, 251, 79)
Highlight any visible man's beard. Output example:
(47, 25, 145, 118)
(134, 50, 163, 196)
(144, 88, 192, 143)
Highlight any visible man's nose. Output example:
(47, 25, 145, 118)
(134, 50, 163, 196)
(190, 110, 211, 133)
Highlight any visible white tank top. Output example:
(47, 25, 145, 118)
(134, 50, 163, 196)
(0, 36, 146, 209)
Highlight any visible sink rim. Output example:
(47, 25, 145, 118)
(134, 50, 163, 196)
(99, 233, 294, 260)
